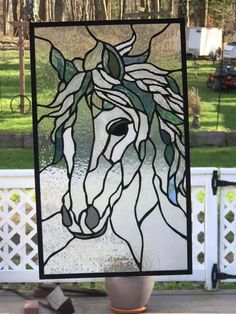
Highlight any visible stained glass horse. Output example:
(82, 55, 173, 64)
(37, 27, 187, 270)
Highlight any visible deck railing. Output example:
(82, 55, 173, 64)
(0, 168, 235, 289)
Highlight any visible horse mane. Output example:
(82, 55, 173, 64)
(39, 29, 186, 213)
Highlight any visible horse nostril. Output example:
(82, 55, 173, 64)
(61, 205, 72, 227)
(85, 205, 100, 229)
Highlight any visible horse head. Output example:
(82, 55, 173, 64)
(39, 29, 187, 269)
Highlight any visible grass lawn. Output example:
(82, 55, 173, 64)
(187, 60, 236, 131)
(190, 146, 236, 168)
(0, 147, 235, 169)
(1, 50, 236, 133)
(0, 50, 32, 133)
(0, 148, 34, 169)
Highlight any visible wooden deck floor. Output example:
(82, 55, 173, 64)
(0, 290, 235, 313)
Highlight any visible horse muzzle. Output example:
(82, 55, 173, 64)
(62, 204, 110, 239)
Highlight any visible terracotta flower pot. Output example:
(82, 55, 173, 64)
(105, 276, 155, 314)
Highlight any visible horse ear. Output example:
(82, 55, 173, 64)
(50, 46, 78, 82)
(50, 46, 65, 80)
(103, 45, 124, 80)
(84, 41, 104, 71)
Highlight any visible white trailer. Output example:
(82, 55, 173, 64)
(186, 27, 222, 57)
(223, 43, 236, 60)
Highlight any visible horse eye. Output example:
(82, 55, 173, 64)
(107, 119, 130, 136)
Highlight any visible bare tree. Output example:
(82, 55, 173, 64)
(94, 0, 108, 20)
(106, 0, 111, 19)
(120, 0, 126, 19)
(3, 0, 10, 34)
(150, 0, 158, 12)
(82, 0, 89, 20)
(204, 0, 208, 27)
(55, 0, 64, 21)
(19, 0, 24, 19)
(12, 0, 18, 33)
(70, 0, 75, 20)
(100, 0, 108, 19)
(39, 0, 47, 20)
(168, 0, 174, 17)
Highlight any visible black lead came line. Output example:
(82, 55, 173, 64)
(43, 236, 75, 267)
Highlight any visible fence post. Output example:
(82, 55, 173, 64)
(204, 168, 218, 290)
(219, 168, 236, 280)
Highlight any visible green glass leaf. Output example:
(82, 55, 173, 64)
(108, 50, 120, 78)
(123, 51, 149, 65)
(114, 84, 144, 112)
(123, 81, 155, 120)
(160, 129, 172, 144)
(53, 125, 64, 164)
(165, 144, 174, 166)
(103, 101, 114, 110)
(64, 60, 77, 83)
(50, 47, 65, 80)
(157, 107, 183, 125)
(103, 44, 124, 79)
(166, 76, 180, 94)
(74, 72, 92, 104)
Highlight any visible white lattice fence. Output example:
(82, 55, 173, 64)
(0, 170, 38, 282)
(0, 168, 220, 288)
(158, 167, 218, 290)
(219, 168, 236, 279)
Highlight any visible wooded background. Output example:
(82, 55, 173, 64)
(1, 0, 236, 35)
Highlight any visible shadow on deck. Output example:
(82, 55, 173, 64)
(0, 289, 236, 313)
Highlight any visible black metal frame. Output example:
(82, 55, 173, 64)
(30, 18, 192, 280)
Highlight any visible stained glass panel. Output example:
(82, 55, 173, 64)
(30, 19, 192, 279)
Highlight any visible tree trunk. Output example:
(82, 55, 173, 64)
(192, 1, 199, 25)
(120, 0, 126, 19)
(39, 0, 47, 20)
(198, 0, 206, 27)
(12, 0, 18, 21)
(12, 0, 18, 34)
(70, 0, 75, 20)
(89, 0, 94, 20)
(54, 0, 64, 21)
(94, 0, 107, 20)
(3, 0, 10, 35)
(151, 0, 158, 12)
(19, 0, 24, 19)
(100, 0, 107, 19)
(105, 0, 111, 20)
(186, 0, 190, 26)
(94, 0, 99, 19)
(51, 0, 54, 21)
(149, 0, 159, 16)
(204, 0, 208, 27)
